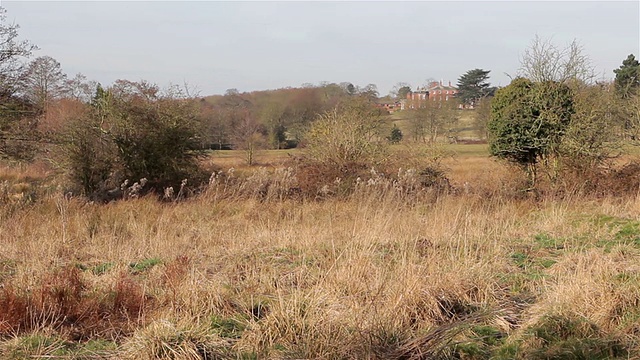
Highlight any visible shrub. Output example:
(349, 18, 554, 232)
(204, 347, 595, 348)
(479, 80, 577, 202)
(303, 98, 388, 169)
(488, 78, 574, 186)
(387, 124, 403, 144)
(58, 82, 207, 198)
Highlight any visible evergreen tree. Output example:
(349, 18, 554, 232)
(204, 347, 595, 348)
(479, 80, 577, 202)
(614, 54, 640, 98)
(387, 124, 403, 144)
(456, 69, 496, 106)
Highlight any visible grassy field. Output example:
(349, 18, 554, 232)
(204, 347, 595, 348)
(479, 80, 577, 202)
(1, 145, 639, 359)
(388, 109, 479, 141)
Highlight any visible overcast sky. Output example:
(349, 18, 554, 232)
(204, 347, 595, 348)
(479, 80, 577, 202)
(2, 1, 639, 96)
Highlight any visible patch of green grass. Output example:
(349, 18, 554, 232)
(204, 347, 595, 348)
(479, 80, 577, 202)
(210, 315, 247, 339)
(590, 215, 640, 250)
(3, 335, 116, 359)
(533, 233, 564, 250)
(537, 258, 557, 269)
(511, 252, 530, 269)
(523, 315, 628, 359)
(92, 262, 114, 275)
(614, 222, 640, 244)
(129, 257, 162, 274)
(447, 325, 508, 359)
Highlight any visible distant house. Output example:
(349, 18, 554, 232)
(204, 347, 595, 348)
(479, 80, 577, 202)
(427, 81, 458, 102)
(376, 101, 402, 113)
(401, 80, 458, 110)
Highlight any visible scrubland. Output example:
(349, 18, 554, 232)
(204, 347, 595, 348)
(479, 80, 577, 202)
(0, 147, 639, 359)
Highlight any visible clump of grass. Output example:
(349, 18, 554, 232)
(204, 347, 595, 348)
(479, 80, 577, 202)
(520, 315, 628, 359)
(119, 318, 233, 360)
(92, 262, 114, 275)
(0, 335, 118, 360)
(129, 257, 162, 274)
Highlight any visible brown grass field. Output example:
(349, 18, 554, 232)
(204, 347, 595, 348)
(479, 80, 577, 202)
(1, 145, 639, 359)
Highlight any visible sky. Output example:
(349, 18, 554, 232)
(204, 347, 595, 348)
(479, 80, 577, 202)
(2, 1, 639, 96)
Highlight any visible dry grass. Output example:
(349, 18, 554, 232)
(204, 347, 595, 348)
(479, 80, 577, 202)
(1, 149, 639, 358)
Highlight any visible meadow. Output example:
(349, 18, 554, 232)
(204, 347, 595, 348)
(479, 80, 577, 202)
(0, 145, 639, 359)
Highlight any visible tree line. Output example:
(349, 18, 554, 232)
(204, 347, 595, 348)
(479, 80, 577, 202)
(2, 5, 639, 198)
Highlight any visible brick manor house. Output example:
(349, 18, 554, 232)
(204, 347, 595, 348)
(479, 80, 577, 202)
(401, 81, 458, 110)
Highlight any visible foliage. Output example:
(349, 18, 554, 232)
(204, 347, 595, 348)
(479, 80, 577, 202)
(59, 81, 207, 198)
(456, 68, 496, 106)
(0, 8, 38, 161)
(559, 82, 622, 172)
(21, 56, 66, 114)
(0, 7, 37, 94)
(518, 36, 595, 84)
(614, 55, 640, 141)
(62, 73, 97, 103)
(407, 100, 459, 143)
(473, 97, 492, 140)
(230, 115, 268, 166)
(387, 124, 403, 144)
(0, 95, 38, 161)
(488, 78, 574, 183)
(614, 54, 640, 98)
(304, 97, 387, 168)
(618, 92, 640, 141)
(391, 82, 412, 100)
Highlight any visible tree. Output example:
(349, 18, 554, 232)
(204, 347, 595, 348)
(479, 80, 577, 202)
(231, 114, 267, 166)
(408, 100, 459, 143)
(63, 73, 97, 103)
(359, 83, 379, 100)
(0, 8, 38, 160)
(304, 97, 387, 168)
(560, 82, 622, 172)
(258, 100, 287, 149)
(614, 54, 640, 98)
(390, 82, 411, 99)
(225, 88, 240, 96)
(473, 97, 492, 140)
(488, 78, 574, 185)
(387, 124, 403, 144)
(397, 86, 411, 100)
(518, 36, 595, 84)
(340, 82, 357, 96)
(0, 7, 37, 95)
(22, 56, 67, 113)
(456, 69, 496, 107)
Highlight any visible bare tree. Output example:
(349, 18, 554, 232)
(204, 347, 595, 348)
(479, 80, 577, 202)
(390, 82, 411, 99)
(518, 35, 596, 84)
(63, 73, 97, 103)
(0, 7, 37, 95)
(408, 100, 459, 143)
(22, 56, 67, 113)
(231, 114, 267, 166)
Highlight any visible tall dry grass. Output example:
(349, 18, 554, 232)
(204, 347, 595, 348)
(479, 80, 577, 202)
(0, 155, 639, 358)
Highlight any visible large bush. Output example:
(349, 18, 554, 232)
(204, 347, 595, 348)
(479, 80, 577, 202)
(60, 82, 207, 198)
(488, 78, 574, 184)
(304, 98, 388, 169)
